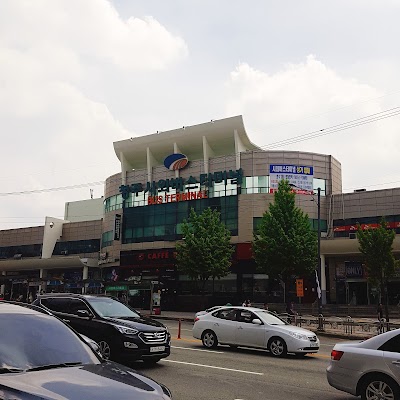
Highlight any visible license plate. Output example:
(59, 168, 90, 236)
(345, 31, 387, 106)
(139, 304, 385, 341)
(310, 342, 319, 348)
(150, 346, 165, 353)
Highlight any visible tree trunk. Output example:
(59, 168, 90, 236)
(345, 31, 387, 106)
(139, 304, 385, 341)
(384, 280, 390, 324)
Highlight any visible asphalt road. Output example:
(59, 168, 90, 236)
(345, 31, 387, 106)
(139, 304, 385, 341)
(132, 319, 358, 400)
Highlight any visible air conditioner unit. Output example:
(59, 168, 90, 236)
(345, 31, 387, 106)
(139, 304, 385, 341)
(349, 233, 357, 239)
(61, 250, 68, 255)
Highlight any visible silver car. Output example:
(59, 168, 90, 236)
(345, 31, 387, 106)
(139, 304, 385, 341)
(327, 328, 400, 399)
(193, 306, 319, 357)
(194, 306, 224, 320)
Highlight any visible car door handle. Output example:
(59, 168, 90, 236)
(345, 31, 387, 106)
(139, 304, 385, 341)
(392, 361, 400, 365)
(62, 319, 70, 323)
(214, 323, 219, 327)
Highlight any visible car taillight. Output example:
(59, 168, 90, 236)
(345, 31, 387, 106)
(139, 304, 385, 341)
(331, 350, 344, 361)
(194, 317, 200, 322)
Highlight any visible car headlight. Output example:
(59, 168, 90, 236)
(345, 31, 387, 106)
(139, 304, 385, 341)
(113, 325, 139, 336)
(288, 331, 308, 340)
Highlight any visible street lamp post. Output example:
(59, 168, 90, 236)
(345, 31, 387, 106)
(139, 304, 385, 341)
(316, 187, 324, 332)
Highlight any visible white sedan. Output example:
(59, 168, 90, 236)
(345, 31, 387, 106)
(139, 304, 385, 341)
(327, 328, 400, 400)
(192, 306, 319, 357)
(194, 306, 225, 320)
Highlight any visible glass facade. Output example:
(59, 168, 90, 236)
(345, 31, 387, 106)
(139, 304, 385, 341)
(123, 196, 238, 243)
(103, 177, 327, 213)
(0, 244, 42, 259)
(53, 239, 100, 255)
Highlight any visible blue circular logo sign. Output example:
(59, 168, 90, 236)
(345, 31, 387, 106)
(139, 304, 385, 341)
(164, 153, 189, 170)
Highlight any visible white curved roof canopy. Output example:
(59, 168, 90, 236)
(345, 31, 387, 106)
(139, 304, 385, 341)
(113, 115, 260, 171)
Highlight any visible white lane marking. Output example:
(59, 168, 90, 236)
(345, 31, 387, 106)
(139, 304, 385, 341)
(161, 359, 264, 375)
(172, 345, 224, 354)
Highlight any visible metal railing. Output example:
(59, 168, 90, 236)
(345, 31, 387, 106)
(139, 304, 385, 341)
(277, 312, 400, 336)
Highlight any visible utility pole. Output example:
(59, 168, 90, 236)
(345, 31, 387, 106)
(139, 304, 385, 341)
(317, 187, 324, 332)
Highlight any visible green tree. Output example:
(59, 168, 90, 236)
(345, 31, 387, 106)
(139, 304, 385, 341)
(176, 207, 234, 292)
(252, 179, 318, 291)
(357, 218, 396, 321)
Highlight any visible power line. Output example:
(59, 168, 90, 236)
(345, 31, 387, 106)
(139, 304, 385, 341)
(0, 181, 105, 197)
(259, 107, 400, 150)
(1, 106, 400, 198)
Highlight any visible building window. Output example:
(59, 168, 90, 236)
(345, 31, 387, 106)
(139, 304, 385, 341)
(333, 214, 400, 238)
(0, 244, 42, 259)
(104, 194, 123, 212)
(101, 231, 113, 248)
(53, 239, 100, 255)
(242, 176, 269, 194)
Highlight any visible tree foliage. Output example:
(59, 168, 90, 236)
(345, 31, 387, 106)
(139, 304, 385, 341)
(175, 207, 234, 290)
(357, 218, 396, 305)
(252, 179, 318, 282)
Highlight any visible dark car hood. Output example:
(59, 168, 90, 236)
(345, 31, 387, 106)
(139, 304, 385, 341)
(104, 316, 166, 331)
(0, 362, 168, 400)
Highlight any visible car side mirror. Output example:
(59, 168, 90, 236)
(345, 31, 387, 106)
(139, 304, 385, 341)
(77, 309, 92, 319)
(81, 335, 102, 356)
(252, 318, 262, 325)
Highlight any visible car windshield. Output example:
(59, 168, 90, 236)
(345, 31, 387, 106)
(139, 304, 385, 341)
(0, 313, 100, 371)
(87, 297, 140, 318)
(255, 311, 288, 325)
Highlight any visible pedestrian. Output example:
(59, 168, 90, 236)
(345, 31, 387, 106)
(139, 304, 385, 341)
(246, 299, 252, 307)
(242, 300, 247, 307)
(286, 301, 296, 324)
(263, 303, 269, 311)
(377, 303, 384, 334)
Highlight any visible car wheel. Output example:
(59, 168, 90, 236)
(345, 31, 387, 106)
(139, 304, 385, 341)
(360, 374, 400, 400)
(98, 340, 111, 360)
(268, 337, 287, 357)
(201, 330, 218, 348)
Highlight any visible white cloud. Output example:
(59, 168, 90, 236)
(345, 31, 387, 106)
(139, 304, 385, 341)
(225, 56, 400, 192)
(0, 0, 188, 229)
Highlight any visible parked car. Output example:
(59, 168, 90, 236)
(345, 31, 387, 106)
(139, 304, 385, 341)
(192, 306, 319, 357)
(0, 302, 172, 399)
(327, 329, 400, 399)
(33, 293, 171, 364)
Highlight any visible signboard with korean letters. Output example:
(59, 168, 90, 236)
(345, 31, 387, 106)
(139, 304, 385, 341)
(269, 164, 314, 194)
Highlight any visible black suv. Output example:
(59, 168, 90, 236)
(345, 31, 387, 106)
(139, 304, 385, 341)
(33, 294, 170, 364)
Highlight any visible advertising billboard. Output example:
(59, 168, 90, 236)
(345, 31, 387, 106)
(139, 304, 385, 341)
(269, 164, 314, 194)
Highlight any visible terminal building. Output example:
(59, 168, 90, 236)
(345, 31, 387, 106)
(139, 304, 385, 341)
(1, 115, 400, 309)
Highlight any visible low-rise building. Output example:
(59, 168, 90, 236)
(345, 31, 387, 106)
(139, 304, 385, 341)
(1, 115, 399, 309)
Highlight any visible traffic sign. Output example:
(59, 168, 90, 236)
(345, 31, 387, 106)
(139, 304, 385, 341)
(296, 279, 304, 297)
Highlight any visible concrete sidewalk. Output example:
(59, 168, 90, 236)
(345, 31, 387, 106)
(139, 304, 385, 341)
(141, 309, 400, 341)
